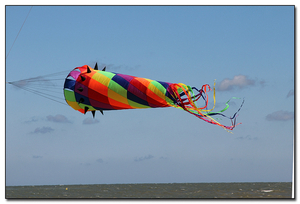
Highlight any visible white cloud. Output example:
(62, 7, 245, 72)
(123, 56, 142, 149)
(24, 116, 39, 123)
(134, 155, 154, 162)
(218, 75, 256, 91)
(266, 110, 294, 121)
(47, 114, 71, 123)
(82, 118, 99, 125)
(32, 155, 43, 159)
(33, 126, 54, 134)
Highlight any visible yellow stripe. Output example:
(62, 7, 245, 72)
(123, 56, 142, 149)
(108, 89, 129, 105)
(92, 72, 111, 87)
(128, 99, 150, 109)
(66, 100, 81, 110)
(147, 82, 166, 100)
(201, 80, 216, 112)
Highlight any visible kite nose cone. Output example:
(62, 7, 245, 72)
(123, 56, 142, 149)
(94, 63, 98, 70)
(84, 106, 89, 114)
(87, 66, 91, 73)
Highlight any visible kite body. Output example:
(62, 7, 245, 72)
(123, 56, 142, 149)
(64, 64, 243, 131)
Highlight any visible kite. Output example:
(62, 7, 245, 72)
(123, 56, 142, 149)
(63, 63, 244, 131)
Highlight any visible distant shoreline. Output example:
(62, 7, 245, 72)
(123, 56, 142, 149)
(6, 182, 293, 199)
(6, 181, 292, 188)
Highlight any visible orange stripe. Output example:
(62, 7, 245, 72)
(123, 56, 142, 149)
(146, 88, 168, 106)
(132, 77, 169, 106)
(108, 97, 133, 109)
(108, 89, 129, 105)
(88, 78, 108, 96)
(148, 90, 168, 106)
(134, 77, 151, 90)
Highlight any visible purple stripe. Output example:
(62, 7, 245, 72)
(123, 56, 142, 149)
(115, 73, 134, 82)
(68, 70, 81, 80)
(127, 84, 148, 101)
(89, 98, 115, 110)
(74, 82, 88, 97)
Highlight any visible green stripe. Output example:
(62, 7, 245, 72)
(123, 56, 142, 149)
(207, 97, 241, 115)
(128, 99, 150, 109)
(97, 70, 115, 79)
(64, 89, 76, 102)
(150, 81, 167, 94)
(78, 103, 96, 111)
(108, 80, 128, 98)
(165, 96, 175, 105)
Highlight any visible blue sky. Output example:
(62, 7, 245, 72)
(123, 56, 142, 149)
(5, 5, 294, 186)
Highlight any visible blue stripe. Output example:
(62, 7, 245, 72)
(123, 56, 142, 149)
(64, 79, 76, 90)
(75, 92, 91, 106)
(112, 74, 129, 89)
(157, 81, 169, 89)
(127, 91, 149, 106)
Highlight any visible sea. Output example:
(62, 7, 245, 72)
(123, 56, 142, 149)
(6, 182, 292, 199)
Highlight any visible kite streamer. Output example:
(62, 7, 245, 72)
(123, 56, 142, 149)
(64, 64, 243, 131)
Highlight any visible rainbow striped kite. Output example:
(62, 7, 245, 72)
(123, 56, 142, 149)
(64, 64, 243, 131)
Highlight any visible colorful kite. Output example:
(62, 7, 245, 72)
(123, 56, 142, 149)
(64, 64, 243, 131)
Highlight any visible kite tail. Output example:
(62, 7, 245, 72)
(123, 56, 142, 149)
(168, 81, 244, 132)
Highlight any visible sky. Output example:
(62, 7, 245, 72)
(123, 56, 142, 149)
(5, 5, 294, 186)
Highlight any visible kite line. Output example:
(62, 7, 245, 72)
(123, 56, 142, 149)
(6, 6, 33, 59)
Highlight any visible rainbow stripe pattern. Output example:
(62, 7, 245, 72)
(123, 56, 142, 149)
(64, 64, 243, 131)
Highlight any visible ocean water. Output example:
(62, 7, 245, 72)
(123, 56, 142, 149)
(6, 182, 292, 199)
